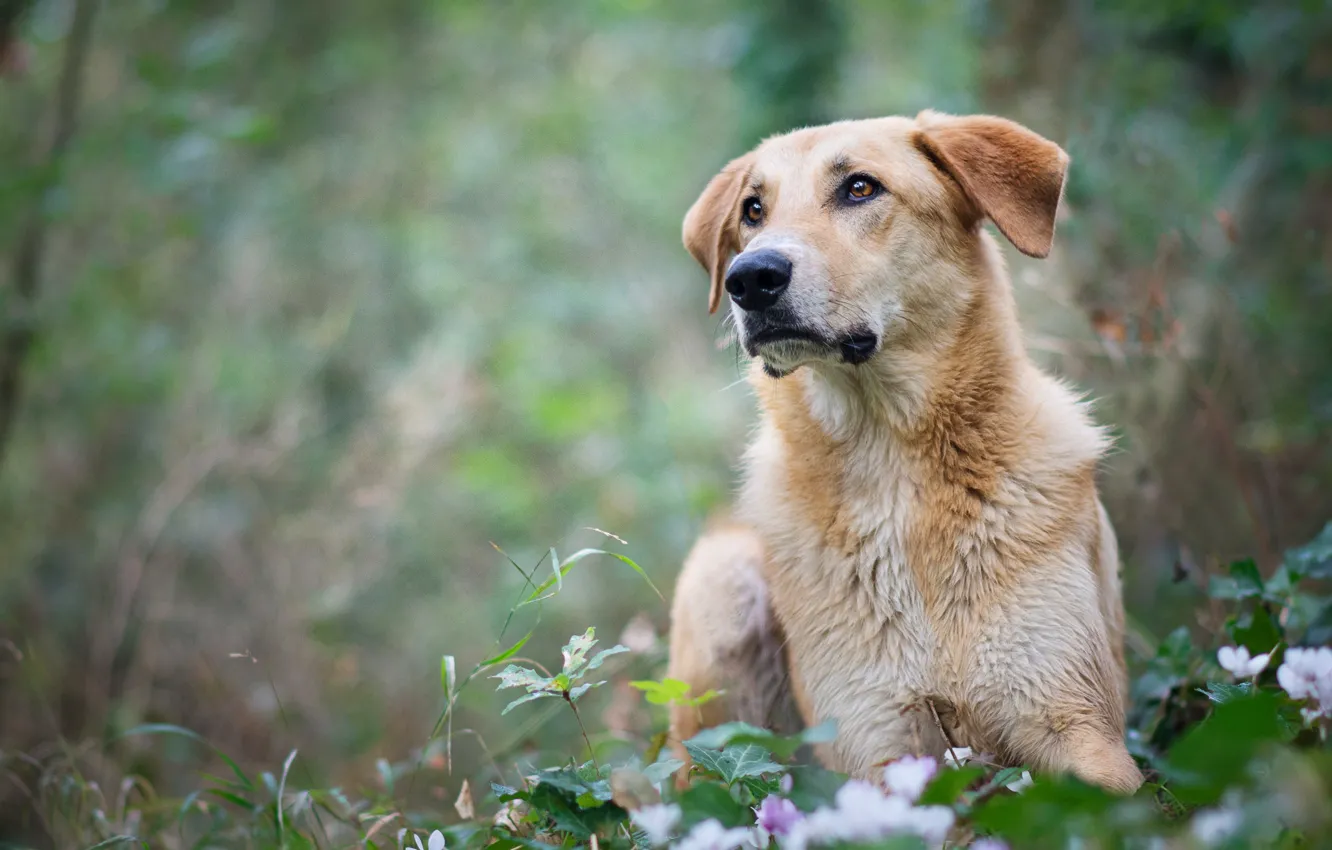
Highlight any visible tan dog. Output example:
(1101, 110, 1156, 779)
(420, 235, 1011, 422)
(667, 111, 1143, 794)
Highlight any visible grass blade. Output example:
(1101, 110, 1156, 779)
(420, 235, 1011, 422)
(276, 748, 297, 845)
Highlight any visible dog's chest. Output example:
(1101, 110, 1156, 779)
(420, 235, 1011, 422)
(744, 424, 938, 667)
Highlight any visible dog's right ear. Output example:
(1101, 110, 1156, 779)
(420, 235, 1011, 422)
(683, 153, 755, 314)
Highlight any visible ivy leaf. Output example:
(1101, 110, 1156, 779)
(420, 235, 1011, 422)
(684, 741, 782, 784)
(685, 720, 836, 759)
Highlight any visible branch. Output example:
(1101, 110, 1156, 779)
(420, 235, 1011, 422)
(0, 0, 99, 471)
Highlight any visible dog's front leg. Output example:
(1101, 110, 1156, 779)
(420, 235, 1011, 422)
(666, 522, 799, 772)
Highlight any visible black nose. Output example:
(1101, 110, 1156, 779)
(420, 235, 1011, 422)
(725, 249, 792, 312)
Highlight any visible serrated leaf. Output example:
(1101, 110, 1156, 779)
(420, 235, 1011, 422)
(684, 741, 782, 784)
(562, 628, 598, 675)
(492, 664, 552, 692)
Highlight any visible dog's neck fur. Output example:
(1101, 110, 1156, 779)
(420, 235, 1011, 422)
(757, 238, 1028, 482)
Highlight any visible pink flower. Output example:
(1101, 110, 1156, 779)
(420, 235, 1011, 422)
(755, 796, 804, 837)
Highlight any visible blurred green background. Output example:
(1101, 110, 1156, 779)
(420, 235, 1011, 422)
(1, 0, 1329, 833)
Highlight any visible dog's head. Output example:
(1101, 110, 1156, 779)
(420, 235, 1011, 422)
(683, 112, 1068, 377)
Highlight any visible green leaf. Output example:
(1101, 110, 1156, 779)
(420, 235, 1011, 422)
(492, 664, 553, 693)
(1209, 558, 1264, 600)
(500, 691, 553, 715)
(1198, 681, 1253, 704)
(919, 765, 985, 806)
(684, 741, 782, 784)
(631, 678, 719, 707)
(642, 758, 685, 787)
(1163, 691, 1286, 805)
(675, 781, 748, 828)
(520, 549, 663, 607)
(479, 632, 532, 669)
(971, 775, 1118, 846)
(441, 654, 457, 698)
(685, 719, 837, 759)
(1227, 604, 1283, 656)
(785, 764, 848, 811)
(119, 724, 253, 790)
(206, 788, 259, 810)
(85, 838, 150, 850)
(1284, 521, 1332, 579)
(585, 644, 630, 673)
(275, 748, 297, 842)
(562, 628, 598, 675)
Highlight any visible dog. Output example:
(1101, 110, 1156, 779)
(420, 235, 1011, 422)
(666, 111, 1143, 794)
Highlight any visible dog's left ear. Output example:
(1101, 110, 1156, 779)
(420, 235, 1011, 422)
(914, 111, 1069, 258)
(683, 152, 755, 314)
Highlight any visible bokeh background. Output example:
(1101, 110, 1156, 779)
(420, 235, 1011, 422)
(2, 0, 1330, 838)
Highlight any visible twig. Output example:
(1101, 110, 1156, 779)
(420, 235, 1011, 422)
(925, 698, 960, 766)
(0, 0, 98, 471)
(565, 694, 600, 772)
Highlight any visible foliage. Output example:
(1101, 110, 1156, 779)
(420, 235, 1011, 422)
(3, 0, 1331, 846)
(7, 524, 1332, 849)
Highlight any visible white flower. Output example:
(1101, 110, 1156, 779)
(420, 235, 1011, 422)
(1217, 646, 1271, 678)
(781, 779, 955, 849)
(629, 803, 682, 847)
(971, 840, 1008, 850)
(410, 830, 445, 850)
(1277, 647, 1332, 718)
(883, 755, 937, 802)
(943, 747, 974, 768)
(675, 818, 755, 850)
(1191, 807, 1242, 846)
(1004, 770, 1034, 794)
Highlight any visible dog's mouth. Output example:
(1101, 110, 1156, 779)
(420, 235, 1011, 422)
(743, 323, 879, 377)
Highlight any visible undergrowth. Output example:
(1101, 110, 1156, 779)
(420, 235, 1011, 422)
(5, 526, 1332, 850)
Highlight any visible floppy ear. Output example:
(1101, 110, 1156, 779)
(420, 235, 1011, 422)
(683, 153, 755, 313)
(913, 111, 1069, 258)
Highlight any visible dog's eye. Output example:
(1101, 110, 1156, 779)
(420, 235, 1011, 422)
(843, 176, 881, 202)
(741, 197, 764, 225)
